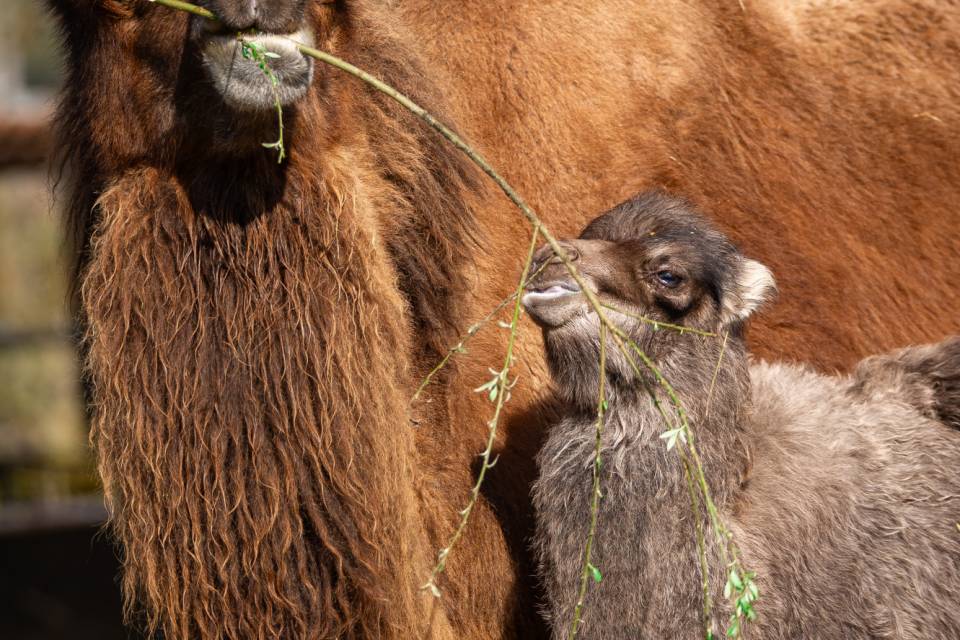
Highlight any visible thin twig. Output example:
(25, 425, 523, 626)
(601, 303, 717, 337)
(615, 334, 731, 554)
(412, 261, 548, 402)
(682, 449, 713, 635)
(420, 224, 541, 597)
(704, 330, 729, 419)
(608, 329, 759, 637)
(149, 0, 215, 19)
(568, 323, 607, 639)
(238, 37, 286, 162)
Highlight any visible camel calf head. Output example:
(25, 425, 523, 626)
(522, 191, 775, 407)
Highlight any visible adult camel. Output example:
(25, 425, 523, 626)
(45, 0, 960, 638)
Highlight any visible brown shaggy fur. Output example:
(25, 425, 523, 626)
(53, 2, 480, 638)
(46, 0, 960, 638)
(527, 193, 960, 638)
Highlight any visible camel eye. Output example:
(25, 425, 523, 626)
(656, 270, 682, 288)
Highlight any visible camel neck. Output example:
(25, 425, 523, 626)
(597, 338, 753, 511)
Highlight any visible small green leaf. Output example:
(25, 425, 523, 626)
(601, 400, 609, 411)
(729, 569, 744, 591)
(473, 378, 497, 393)
(659, 428, 681, 450)
(726, 619, 739, 637)
(588, 563, 602, 583)
(422, 581, 441, 598)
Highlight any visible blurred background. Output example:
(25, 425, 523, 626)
(1, 2, 130, 638)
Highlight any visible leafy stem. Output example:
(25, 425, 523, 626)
(411, 260, 548, 403)
(238, 37, 286, 163)
(601, 302, 717, 338)
(420, 223, 541, 597)
(568, 322, 607, 640)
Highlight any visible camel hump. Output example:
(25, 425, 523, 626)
(852, 336, 960, 429)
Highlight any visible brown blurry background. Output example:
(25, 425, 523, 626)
(0, 3, 131, 638)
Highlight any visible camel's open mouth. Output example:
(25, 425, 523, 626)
(201, 28, 315, 112)
(522, 281, 581, 305)
(522, 279, 587, 328)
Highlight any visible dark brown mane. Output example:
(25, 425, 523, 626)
(53, 3, 481, 638)
(55, 2, 480, 356)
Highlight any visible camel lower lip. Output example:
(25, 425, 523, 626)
(201, 28, 315, 112)
(522, 284, 581, 304)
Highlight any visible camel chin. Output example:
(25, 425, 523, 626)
(201, 28, 315, 112)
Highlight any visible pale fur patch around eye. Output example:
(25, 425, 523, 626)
(721, 258, 777, 325)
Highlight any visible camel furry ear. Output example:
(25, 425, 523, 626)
(721, 258, 777, 325)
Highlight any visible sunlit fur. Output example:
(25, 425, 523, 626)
(53, 2, 480, 638)
(531, 196, 960, 638)
(45, 0, 960, 638)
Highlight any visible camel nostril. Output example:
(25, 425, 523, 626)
(244, 0, 309, 34)
(193, 0, 261, 32)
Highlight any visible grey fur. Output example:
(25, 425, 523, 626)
(527, 192, 960, 639)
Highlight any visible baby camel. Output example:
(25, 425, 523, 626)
(523, 191, 960, 639)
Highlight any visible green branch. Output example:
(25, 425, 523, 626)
(148, 0, 215, 19)
(568, 322, 607, 640)
(412, 261, 547, 403)
(420, 224, 541, 597)
(602, 303, 717, 338)
(238, 37, 286, 163)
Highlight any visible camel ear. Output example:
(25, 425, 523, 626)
(720, 258, 777, 325)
